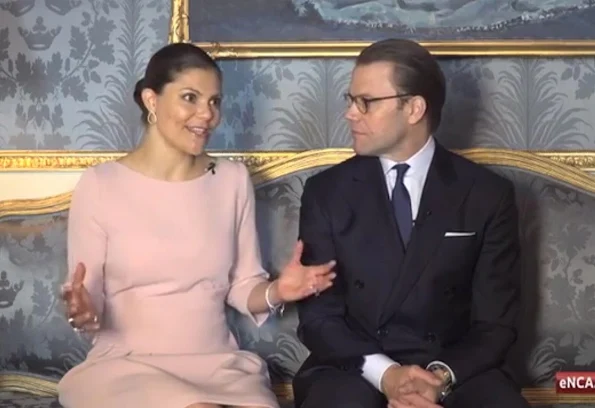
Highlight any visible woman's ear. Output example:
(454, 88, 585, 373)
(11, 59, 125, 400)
(141, 88, 157, 114)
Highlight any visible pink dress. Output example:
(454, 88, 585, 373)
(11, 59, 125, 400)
(58, 159, 279, 408)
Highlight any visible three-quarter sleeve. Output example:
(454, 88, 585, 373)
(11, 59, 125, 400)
(226, 163, 270, 326)
(66, 167, 107, 318)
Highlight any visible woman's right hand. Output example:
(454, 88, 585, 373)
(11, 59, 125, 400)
(61, 262, 100, 333)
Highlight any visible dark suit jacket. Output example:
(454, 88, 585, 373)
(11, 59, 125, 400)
(294, 143, 521, 390)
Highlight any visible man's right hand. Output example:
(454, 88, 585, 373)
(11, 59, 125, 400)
(61, 263, 100, 333)
(381, 365, 443, 407)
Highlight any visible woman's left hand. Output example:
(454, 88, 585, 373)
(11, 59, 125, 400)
(275, 240, 337, 302)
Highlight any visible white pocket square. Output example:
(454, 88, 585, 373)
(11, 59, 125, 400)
(444, 231, 476, 237)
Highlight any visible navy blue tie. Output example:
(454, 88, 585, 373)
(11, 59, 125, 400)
(392, 163, 412, 246)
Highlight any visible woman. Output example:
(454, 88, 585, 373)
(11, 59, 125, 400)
(58, 43, 336, 408)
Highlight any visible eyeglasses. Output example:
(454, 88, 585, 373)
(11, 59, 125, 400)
(343, 92, 412, 114)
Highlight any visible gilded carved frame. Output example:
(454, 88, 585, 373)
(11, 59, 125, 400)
(2, 148, 595, 218)
(169, 0, 595, 58)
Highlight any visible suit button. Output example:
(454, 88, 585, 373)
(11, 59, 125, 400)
(377, 328, 388, 338)
(354, 280, 364, 289)
(444, 287, 456, 300)
(425, 332, 436, 343)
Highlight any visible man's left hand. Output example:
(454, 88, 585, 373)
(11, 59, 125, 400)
(388, 368, 446, 407)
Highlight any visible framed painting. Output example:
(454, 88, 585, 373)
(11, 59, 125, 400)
(170, 0, 595, 57)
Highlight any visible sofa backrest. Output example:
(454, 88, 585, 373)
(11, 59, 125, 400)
(2, 148, 595, 406)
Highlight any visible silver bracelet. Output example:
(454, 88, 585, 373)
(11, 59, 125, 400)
(265, 282, 285, 316)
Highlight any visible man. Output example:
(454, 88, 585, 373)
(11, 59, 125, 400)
(292, 38, 530, 408)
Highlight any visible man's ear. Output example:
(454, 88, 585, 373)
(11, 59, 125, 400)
(406, 96, 427, 126)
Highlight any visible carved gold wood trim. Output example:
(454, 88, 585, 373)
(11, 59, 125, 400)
(195, 40, 595, 59)
(0, 150, 295, 171)
(462, 148, 595, 194)
(0, 151, 123, 171)
(0, 374, 592, 405)
(0, 195, 71, 219)
(169, 0, 188, 44)
(538, 151, 595, 170)
(169, 0, 595, 57)
(3, 150, 595, 172)
(2, 149, 595, 219)
(0, 374, 57, 397)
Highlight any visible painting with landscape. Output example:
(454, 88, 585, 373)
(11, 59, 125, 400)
(189, 0, 595, 42)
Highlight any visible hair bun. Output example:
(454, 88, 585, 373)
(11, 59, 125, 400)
(133, 78, 145, 107)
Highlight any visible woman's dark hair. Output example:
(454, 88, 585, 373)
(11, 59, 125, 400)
(133, 43, 222, 122)
(356, 38, 445, 133)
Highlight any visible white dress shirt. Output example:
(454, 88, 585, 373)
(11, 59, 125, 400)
(360, 136, 457, 391)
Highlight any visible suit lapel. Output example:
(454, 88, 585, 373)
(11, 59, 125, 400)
(345, 157, 405, 322)
(379, 145, 471, 324)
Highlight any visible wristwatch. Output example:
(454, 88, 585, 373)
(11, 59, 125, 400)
(427, 364, 453, 401)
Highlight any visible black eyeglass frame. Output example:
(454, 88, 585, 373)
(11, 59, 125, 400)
(343, 92, 413, 114)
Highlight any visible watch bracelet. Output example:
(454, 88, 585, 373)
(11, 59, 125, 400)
(427, 364, 453, 401)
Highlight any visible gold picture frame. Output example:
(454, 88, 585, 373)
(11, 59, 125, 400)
(170, 0, 595, 58)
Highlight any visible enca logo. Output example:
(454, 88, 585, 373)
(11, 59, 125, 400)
(556, 372, 595, 393)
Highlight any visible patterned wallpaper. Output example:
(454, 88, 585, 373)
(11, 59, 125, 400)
(1, 1, 595, 152)
(0, 0, 170, 150)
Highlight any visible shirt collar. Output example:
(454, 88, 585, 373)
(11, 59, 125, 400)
(379, 136, 436, 178)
